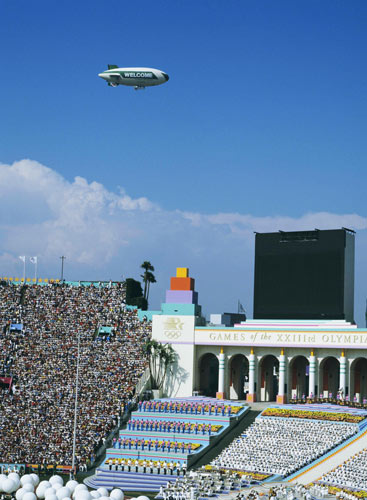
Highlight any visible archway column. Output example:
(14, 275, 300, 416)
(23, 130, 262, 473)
(309, 350, 316, 398)
(339, 350, 346, 399)
(216, 347, 226, 399)
(276, 348, 286, 404)
(246, 348, 256, 402)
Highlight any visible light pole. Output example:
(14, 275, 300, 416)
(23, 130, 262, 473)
(60, 256, 66, 281)
(71, 328, 81, 478)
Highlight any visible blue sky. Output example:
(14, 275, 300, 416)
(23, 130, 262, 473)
(1, 1, 366, 324)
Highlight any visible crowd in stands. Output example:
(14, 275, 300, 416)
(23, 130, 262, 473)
(0, 285, 22, 377)
(210, 418, 358, 476)
(0, 281, 151, 469)
(319, 448, 367, 490)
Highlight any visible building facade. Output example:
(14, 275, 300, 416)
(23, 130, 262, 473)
(152, 268, 367, 404)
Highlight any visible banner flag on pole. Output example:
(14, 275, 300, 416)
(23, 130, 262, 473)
(30, 256, 37, 264)
(238, 301, 246, 313)
(19, 256, 26, 262)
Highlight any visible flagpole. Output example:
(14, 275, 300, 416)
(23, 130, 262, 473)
(23, 259, 26, 282)
(71, 328, 81, 478)
(35, 260, 37, 281)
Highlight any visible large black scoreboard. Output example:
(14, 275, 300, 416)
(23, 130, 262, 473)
(253, 229, 355, 322)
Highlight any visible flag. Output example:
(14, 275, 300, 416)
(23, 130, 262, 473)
(19, 256, 25, 262)
(30, 256, 37, 264)
(238, 302, 246, 313)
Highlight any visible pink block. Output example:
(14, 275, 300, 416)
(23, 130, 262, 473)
(165, 290, 198, 304)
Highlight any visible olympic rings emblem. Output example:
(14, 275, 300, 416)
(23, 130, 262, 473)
(165, 330, 182, 340)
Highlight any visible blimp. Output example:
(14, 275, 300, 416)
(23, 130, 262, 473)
(98, 65, 169, 90)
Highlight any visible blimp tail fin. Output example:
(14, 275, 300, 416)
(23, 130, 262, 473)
(108, 64, 118, 70)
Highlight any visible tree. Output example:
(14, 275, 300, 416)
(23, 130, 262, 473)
(125, 278, 143, 304)
(143, 339, 176, 390)
(140, 261, 155, 301)
(145, 271, 157, 304)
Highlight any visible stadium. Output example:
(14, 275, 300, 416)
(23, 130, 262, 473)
(1, 229, 367, 500)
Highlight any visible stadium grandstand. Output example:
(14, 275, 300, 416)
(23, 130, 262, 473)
(0, 280, 151, 470)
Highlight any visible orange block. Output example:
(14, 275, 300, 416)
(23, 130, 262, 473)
(170, 277, 195, 291)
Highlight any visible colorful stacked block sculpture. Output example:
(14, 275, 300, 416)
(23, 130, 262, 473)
(165, 268, 198, 305)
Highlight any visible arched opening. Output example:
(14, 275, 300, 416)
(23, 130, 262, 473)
(259, 355, 279, 402)
(351, 358, 367, 403)
(320, 357, 340, 398)
(229, 354, 249, 400)
(199, 353, 218, 397)
(289, 356, 309, 400)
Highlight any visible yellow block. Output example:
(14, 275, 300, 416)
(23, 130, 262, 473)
(176, 267, 189, 278)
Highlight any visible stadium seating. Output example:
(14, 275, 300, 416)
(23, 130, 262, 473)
(0, 281, 151, 470)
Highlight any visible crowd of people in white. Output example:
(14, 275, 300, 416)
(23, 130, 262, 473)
(319, 447, 367, 490)
(159, 469, 246, 500)
(210, 418, 358, 477)
(0, 282, 151, 469)
(159, 472, 335, 500)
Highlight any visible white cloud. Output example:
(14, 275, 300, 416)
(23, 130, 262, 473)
(183, 211, 367, 234)
(1, 159, 366, 325)
(0, 159, 157, 266)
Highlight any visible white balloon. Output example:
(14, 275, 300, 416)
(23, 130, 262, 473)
(0, 473, 7, 491)
(30, 474, 40, 487)
(49, 476, 63, 486)
(99, 496, 110, 500)
(36, 485, 48, 499)
(2, 479, 16, 494)
(22, 493, 37, 500)
(110, 490, 124, 500)
(54, 484, 63, 492)
(74, 485, 88, 494)
(23, 483, 35, 493)
(90, 492, 101, 499)
(9, 472, 20, 484)
(97, 490, 109, 498)
(39, 481, 52, 489)
(21, 476, 34, 486)
(75, 491, 91, 500)
(57, 487, 71, 500)
(62, 497, 72, 500)
(45, 488, 57, 497)
(65, 481, 78, 494)
(46, 495, 59, 500)
(16, 488, 27, 500)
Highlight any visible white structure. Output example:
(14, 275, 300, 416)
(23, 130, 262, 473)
(153, 269, 367, 404)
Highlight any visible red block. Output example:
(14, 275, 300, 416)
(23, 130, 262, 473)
(170, 277, 195, 291)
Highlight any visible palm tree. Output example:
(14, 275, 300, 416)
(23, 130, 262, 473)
(143, 339, 176, 390)
(146, 271, 157, 304)
(140, 261, 155, 300)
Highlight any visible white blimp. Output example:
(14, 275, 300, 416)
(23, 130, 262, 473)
(98, 65, 169, 90)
